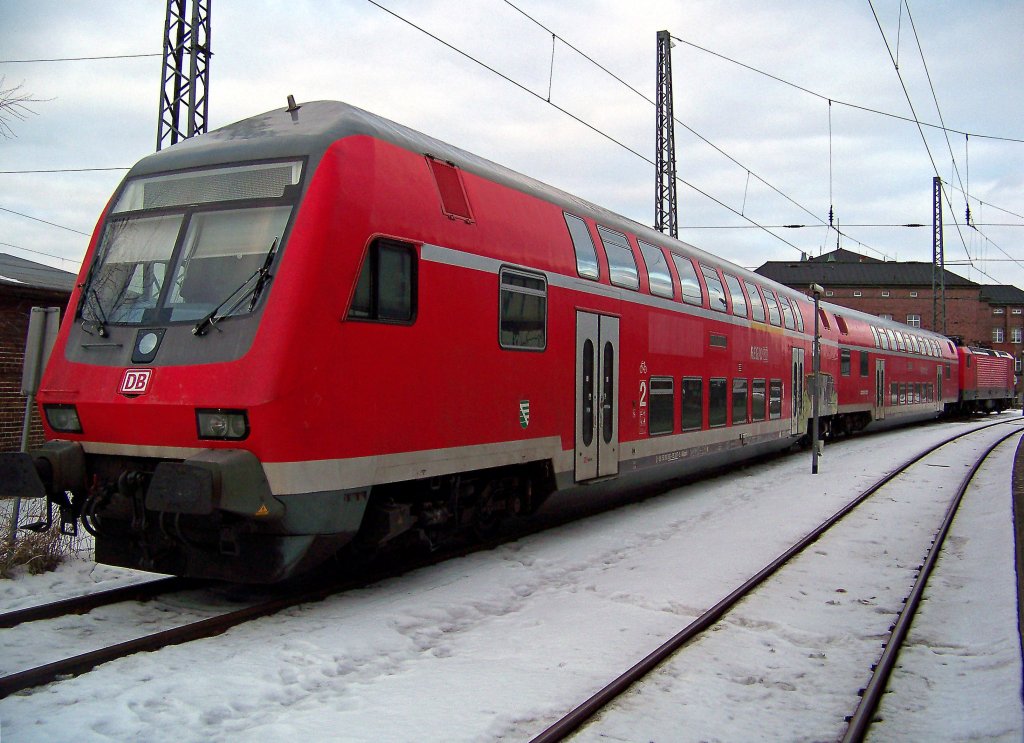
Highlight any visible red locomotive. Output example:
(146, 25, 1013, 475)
(954, 344, 1016, 413)
(0, 101, 998, 582)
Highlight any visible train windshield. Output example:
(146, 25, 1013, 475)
(79, 160, 302, 327)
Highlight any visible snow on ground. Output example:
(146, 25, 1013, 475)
(0, 416, 1021, 742)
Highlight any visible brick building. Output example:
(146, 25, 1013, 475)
(0, 254, 76, 452)
(755, 248, 1024, 383)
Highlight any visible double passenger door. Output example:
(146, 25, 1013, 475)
(575, 311, 619, 481)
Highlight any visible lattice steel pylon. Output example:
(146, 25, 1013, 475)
(932, 176, 946, 334)
(157, 0, 212, 151)
(654, 30, 677, 238)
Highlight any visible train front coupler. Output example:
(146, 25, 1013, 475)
(0, 441, 87, 535)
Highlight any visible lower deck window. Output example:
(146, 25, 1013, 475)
(681, 377, 703, 431)
(709, 378, 728, 427)
(649, 377, 674, 435)
(768, 379, 782, 419)
(752, 379, 766, 421)
(499, 267, 547, 350)
(732, 378, 748, 424)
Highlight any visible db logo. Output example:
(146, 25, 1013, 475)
(120, 368, 152, 396)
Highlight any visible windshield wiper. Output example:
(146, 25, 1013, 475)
(193, 238, 278, 337)
(83, 288, 110, 337)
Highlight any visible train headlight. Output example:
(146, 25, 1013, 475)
(43, 404, 83, 434)
(196, 409, 250, 441)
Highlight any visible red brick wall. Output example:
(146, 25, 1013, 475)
(0, 290, 71, 452)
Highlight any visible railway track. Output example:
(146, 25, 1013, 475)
(530, 418, 1023, 742)
(0, 509, 575, 699)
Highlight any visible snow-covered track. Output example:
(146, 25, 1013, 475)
(841, 424, 1022, 742)
(0, 576, 192, 629)
(530, 418, 1024, 742)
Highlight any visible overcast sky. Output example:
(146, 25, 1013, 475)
(2, 1, 1022, 289)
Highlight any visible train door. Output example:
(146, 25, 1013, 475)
(874, 359, 886, 420)
(575, 311, 620, 481)
(936, 365, 943, 411)
(790, 347, 805, 435)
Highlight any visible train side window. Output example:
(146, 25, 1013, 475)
(681, 377, 703, 431)
(894, 333, 906, 352)
(768, 379, 783, 419)
(701, 266, 728, 313)
(709, 378, 728, 427)
(779, 296, 796, 330)
(817, 308, 831, 331)
(886, 329, 898, 349)
(870, 326, 880, 347)
(723, 274, 748, 318)
(498, 267, 547, 350)
(792, 298, 805, 332)
(841, 349, 851, 376)
(564, 213, 599, 280)
(890, 382, 898, 405)
(649, 377, 674, 435)
(638, 240, 674, 298)
(349, 239, 417, 323)
(834, 314, 849, 335)
(860, 351, 869, 376)
(744, 281, 767, 322)
(672, 255, 703, 306)
(597, 226, 639, 290)
(732, 378, 749, 424)
(751, 379, 767, 421)
(763, 290, 782, 326)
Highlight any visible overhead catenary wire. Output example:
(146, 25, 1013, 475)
(868, 0, 1023, 283)
(866, 0, 1003, 285)
(0, 206, 90, 237)
(366, 0, 808, 254)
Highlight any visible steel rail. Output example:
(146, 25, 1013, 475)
(841, 425, 1022, 741)
(530, 418, 1022, 742)
(0, 576, 193, 629)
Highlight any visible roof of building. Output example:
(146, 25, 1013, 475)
(805, 248, 883, 264)
(979, 284, 1024, 305)
(0, 254, 77, 293)
(755, 258, 978, 289)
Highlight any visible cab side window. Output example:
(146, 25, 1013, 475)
(349, 239, 416, 323)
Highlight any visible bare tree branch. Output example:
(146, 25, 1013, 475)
(0, 77, 50, 138)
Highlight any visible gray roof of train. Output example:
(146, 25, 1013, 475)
(125, 101, 947, 341)
(128, 101, 723, 267)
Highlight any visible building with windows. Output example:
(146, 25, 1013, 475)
(0, 254, 75, 451)
(755, 249, 1024, 381)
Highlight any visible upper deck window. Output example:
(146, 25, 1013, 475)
(564, 213, 599, 280)
(701, 265, 728, 313)
(672, 255, 703, 306)
(779, 296, 796, 330)
(763, 289, 782, 326)
(113, 160, 303, 213)
(723, 274, 747, 318)
(744, 282, 766, 323)
(638, 240, 674, 298)
(597, 226, 639, 290)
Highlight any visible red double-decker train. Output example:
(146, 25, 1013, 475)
(1, 101, 1014, 582)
